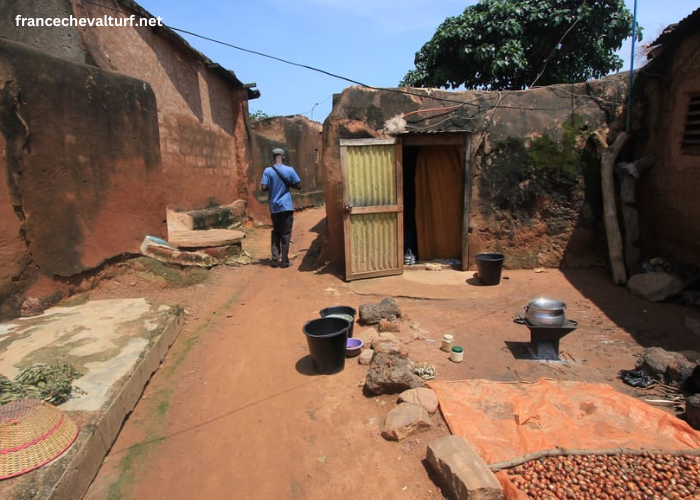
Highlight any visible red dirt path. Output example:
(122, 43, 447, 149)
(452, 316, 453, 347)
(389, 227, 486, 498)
(81, 207, 700, 500)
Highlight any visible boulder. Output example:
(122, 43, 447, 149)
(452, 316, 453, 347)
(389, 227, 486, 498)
(356, 327, 379, 347)
(636, 347, 696, 386)
(20, 297, 45, 317)
(365, 353, 424, 395)
(371, 338, 409, 358)
(358, 349, 374, 366)
(627, 272, 684, 302)
(359, 297, 401, 325)
(427, 435, 504, 500)
(398, 387, 439, 413)
(685, 317, 700, 338)
(378, 318, 401, 332)
(686, 394, 700, 431)
(381, 403, 433, 441)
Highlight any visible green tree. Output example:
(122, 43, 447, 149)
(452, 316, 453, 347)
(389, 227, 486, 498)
(248, 109, 270, 121)
(400, 0, 641, 90)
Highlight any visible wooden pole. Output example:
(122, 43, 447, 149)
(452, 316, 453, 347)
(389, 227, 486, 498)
(591, 131, 629, 285)
(615, 155, 654, 274)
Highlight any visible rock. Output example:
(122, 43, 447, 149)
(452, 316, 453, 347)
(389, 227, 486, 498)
(356, 327, 379, 347)
(667, 358, 697, 389)
(687, 394, 700, 430)
(379, 318, 401, 332)
(381, 403, 433, 441)
(20, 297, 44, 317)
(636, 347, 693, 385)
(378, 331, 398, 341)
(358, 349, 374, 365)
(365, 353, 424, 395)
(371, 338, 409, 358)
(680, 291, 700, 307)
(427, 435, 504, 500)
(691, 365, 700, 392)
(685, 317, 700, 337)
(425, 263, 442, 271)
(168, 229, 246, 248)
(398, 387, 439, 413)
(627, 272, 684, 302)
(359, 297, 401, 325)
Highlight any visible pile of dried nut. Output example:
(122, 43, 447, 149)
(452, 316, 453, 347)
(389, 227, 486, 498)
(506, 452, 700, 499)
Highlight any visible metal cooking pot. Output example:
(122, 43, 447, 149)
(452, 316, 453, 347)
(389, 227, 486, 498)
(524, 298, 567, 326)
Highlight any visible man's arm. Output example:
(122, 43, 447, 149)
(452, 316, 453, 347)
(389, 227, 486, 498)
(261, 183, 269, 192)
(291, 181, 302, 190)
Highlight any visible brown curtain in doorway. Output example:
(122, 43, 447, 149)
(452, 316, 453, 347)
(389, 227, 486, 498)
(415, 145, 464, 260)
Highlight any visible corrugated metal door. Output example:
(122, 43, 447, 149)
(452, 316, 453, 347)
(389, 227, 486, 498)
(340, 138, 403, 281)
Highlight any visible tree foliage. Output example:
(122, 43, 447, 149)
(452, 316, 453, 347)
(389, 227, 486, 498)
(248, 109, 270, 121)
(401, 0, 641, 90)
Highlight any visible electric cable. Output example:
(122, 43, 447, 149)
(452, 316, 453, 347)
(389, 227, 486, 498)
(77, 0, 622, 115)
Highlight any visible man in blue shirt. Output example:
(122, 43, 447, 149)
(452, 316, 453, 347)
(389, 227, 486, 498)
(260, 148, 302, 268)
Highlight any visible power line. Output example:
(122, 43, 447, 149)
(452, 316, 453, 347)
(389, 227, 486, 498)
(77, 0, 616, 116)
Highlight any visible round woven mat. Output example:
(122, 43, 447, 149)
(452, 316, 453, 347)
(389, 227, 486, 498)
(0, 399, 78, 480)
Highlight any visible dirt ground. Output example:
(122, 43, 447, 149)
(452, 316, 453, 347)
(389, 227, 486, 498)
(78, 206, 700, 500)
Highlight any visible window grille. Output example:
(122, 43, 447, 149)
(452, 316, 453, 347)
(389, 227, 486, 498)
(682, 94, 700, 154)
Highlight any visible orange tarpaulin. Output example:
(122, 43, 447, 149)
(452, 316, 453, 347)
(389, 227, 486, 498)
(429, 378, 700, 466)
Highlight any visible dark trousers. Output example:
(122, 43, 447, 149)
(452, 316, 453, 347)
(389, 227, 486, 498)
(271, 211, 294, 263)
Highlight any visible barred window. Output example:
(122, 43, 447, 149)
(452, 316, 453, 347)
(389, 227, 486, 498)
(682, 94, 700, 155)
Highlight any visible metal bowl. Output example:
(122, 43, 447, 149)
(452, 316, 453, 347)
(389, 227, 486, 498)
(525, 298, 567, 326)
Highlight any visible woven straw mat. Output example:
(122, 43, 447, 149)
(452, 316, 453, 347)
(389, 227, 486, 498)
(0, 399, 78, 480)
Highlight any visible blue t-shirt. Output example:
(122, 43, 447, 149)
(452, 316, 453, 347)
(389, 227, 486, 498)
(261, 164, 301, 213)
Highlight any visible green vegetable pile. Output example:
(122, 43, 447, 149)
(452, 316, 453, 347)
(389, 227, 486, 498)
(0, 362, 82, 406)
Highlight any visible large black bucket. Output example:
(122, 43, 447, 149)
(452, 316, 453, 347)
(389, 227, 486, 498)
(319, 306, 357, 338)
(475, 253, 505, 286)
(302, 317, 350, 375)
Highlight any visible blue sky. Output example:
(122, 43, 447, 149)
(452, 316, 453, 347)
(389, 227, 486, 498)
(133, 0, 699, 123)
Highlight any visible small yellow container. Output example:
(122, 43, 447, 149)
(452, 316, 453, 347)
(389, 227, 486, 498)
(450, 346, 464, 363)
(441, 334, 454, 352)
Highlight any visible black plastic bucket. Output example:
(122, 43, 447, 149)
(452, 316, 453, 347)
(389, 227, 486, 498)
(302, 317, 350, 375)
(475, 253, 505, 286)
(319, 306, 357, 338)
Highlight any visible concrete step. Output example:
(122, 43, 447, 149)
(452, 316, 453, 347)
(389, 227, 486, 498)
(167, 200, 246, 233)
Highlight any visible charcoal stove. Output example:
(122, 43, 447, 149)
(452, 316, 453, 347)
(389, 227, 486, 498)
(515, 313, 578, 360)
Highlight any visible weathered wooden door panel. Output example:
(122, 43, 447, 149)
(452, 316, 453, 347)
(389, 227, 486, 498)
(340, 138, 403, 281)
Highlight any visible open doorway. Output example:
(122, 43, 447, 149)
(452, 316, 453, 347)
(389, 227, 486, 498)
(402, 138, 466, 265)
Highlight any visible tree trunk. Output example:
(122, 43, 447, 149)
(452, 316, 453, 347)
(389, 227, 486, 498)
(615, 156, 654, 275)
(591, 131, 629, 285)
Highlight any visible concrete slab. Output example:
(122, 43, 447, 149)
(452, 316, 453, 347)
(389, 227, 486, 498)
(0, 299, 183, 500)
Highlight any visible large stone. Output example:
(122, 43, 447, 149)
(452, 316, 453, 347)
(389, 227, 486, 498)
(687, 394, 700, 431)
(627, 272, 684, 302)
(168, 229, 246, 249)
(686, 317, 700, 337)
(379, 318, 401, 332)
(371, 338, 409, 358)
(398, 387, 439, 413)
(636, 347, 688, 382)
(356, 327, 379, 347)
(364, 353, 424, 395)
(427, 435, 504, 500)
(668, 358, 698, 389)
(359, 297, 402, 325)
(381, 403, 433, 441)
(358, 349, 374, 366)
(20, 297, 45, 317)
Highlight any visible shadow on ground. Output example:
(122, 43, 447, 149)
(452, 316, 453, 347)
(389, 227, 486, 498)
(562, 267, 700, 354)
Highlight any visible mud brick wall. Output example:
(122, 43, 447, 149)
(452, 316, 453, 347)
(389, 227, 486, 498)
(250, 116, 324, 222)
(322, 79, 628, 270)
(0, 38, 164, 317)
(637, 30, 700, 265)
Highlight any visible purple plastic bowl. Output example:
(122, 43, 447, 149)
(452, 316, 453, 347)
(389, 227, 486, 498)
(345, 338, 363, 357)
